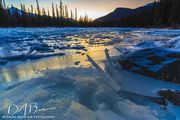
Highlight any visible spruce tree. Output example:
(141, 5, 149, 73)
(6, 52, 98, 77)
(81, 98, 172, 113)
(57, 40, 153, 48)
(65, 5, 68, 19)
(75, 8, 77, 21)
(3, 0, 5, 9)
(0, 0, 3, 9)
(59, 0, 63, 20)
(31, 5, 34, 14)
(70, 9, 73, 20)
(52, 3, 55, 22)
(56, 5, 59, 21)
(169, 0, 180, 24)
(36, 0, 40, 16)
(0, 0, 3, 25)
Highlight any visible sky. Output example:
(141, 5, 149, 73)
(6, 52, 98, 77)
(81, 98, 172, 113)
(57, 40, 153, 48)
(5, 0, 155, 19)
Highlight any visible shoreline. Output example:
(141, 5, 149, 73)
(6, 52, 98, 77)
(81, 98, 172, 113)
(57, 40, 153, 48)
(0, 26, 180, 29)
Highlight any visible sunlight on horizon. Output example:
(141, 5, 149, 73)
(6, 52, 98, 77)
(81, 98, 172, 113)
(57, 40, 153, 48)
(5, 0, 155, 19)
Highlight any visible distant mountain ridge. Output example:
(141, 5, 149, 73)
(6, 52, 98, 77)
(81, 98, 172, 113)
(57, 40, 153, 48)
(8, 7, 37, 17)
(95, 3, 153, 23)
(8, 7, 23, 16)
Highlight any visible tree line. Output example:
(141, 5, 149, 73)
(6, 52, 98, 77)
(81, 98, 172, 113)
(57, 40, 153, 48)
(120, 0, 180, 27)
(1, 0, 179, 27)
(0, 0, 92, 27)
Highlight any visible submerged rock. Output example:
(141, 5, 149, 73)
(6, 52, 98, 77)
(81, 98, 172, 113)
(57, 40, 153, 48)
(75, 61, 80, 65)
(158, 90, 180, 106)
(119, 48, 180, 84)
(0, 59, 7, 65)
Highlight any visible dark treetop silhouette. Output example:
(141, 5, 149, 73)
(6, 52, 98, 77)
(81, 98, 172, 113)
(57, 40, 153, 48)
(0, 0, 180, 27)
(0, 0, 92, 27)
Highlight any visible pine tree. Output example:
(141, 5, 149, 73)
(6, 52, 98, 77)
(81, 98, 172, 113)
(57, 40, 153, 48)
(0, 0, 3, 25)
(59, 0, 63, 20)
(75, 8, 77, 21)
(41, 7, 46, 25)
(79, 15, 83, 22)
(52, 3, 55, 20)
(84, 13, 89, 23)
(157, 0, 172, 25)
(65, 5, 68, 19)
(0, 0, 2, 9)
(0, 0, 92, 27)
(3, 0, 5, 9)
(169, 0, 180, 24)
(62, 6, 64, 18)
(21, 4, 26, 26)
(6, 5, 11, 25)
(47, 7, 50, 17)
(30, 5, 33, 14)
(10, 4, 15, 23)
(1, 0, 9, 25)
(70, 9, 73, 20)
(56, 5, 59, 20)
(42, 7, 46, 16)
(36, 0, 40, 16)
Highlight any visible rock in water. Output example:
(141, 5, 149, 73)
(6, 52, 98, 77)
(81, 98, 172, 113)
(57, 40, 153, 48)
(75, 61, 80, 65)
(158, 90, 180, 106)
(118, 48, 180, 84)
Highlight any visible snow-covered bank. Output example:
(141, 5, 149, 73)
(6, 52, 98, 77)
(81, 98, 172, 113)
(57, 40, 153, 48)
(158, 90, 180, 106)
(118, 48, 179, 84)
(114, 33, 180, 83)
(114, 33, 180, 117)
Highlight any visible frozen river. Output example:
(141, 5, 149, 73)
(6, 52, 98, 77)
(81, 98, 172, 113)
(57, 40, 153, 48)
(0, 28, 180, 120)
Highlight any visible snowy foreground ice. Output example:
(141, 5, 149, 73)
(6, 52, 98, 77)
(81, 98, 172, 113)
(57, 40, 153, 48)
(0, 28, 180, 120)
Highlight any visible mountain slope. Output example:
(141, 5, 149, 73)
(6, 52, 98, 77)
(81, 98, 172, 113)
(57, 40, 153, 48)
(8, 7, 23, 16)
(96, 8, 133, 22)
(95, 3, 153, 23)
